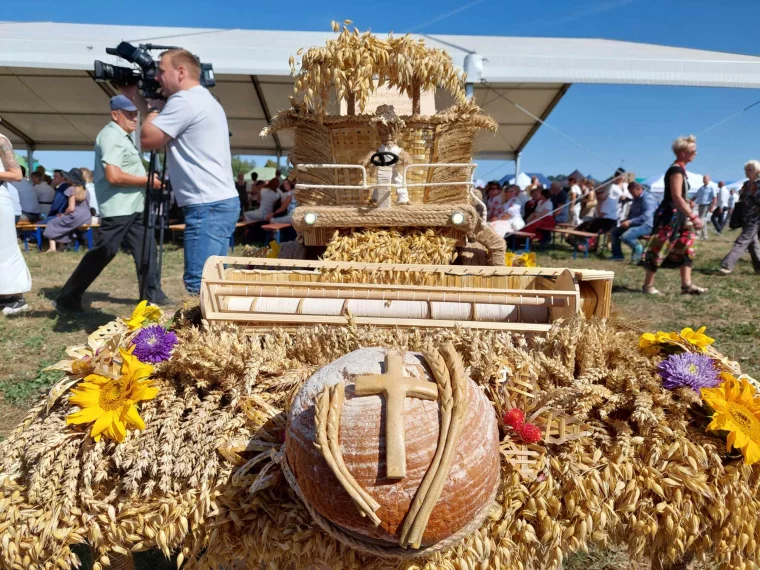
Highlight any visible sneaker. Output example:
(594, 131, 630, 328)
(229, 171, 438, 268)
(53, 296, 83, 314)
(718, 267, 732, 275)
(0, 296, 20, 308)
(2, 299, 30, 315)
(609, 255, 625, 261)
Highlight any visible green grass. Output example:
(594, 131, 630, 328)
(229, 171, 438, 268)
(0, 230, 755, 567)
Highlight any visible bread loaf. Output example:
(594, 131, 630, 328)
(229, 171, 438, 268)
(286, 347, 499, 546)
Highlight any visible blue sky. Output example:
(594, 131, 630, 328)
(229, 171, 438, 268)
(10, 0, 759, 182)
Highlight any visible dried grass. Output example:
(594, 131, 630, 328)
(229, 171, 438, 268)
(0, 314, 758, 570)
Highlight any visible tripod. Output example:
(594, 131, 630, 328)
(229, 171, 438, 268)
(138, 150, 170, 302)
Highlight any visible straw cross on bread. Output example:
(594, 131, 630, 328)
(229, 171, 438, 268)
(353, 352, 438, 479)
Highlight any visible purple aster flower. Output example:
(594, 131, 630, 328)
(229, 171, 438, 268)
(657, 352, 720, 392)
(131, 325, 178, 364)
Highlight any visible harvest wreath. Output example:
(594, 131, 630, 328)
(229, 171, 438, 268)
(1, 301, 759, 570)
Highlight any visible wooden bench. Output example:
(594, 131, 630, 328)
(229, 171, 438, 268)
(169, 221, 251, 251)
(549, 228, 598, 259)
(16, 222, 99, 252)
(260, 222, 292, 244)
(506, 230, 537, 253)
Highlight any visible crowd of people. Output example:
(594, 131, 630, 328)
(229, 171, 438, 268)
(485, 134, 759, 295)
(2, 71, 759, 319)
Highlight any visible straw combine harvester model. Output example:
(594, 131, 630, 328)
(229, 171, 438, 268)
(201, 25, 613, 332)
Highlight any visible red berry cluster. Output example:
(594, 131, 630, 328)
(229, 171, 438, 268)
(502, 408, 542, 444)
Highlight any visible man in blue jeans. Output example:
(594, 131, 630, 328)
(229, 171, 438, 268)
(610, 181, 657, 262)
(122, 49, 239, 294)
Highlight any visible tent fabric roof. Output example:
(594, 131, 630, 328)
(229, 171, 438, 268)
(1, 21, 760, 159)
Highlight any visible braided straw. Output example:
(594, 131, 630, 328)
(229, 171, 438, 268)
(315, 386, 381, 525)
(399, 345, 453, 547)
(278, 449, 498, 560)
(403, 343, 469, 548)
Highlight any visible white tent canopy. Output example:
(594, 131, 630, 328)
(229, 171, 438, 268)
(506, 173, 533, 190)
(1, 21, 760, 159)
(726, 179, 747, 191)
(644, 171, 714, 195)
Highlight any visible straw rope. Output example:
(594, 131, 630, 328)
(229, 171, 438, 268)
(291, 204, 478, 232)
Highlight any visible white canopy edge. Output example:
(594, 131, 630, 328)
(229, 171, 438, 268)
(0, 22, 759, 159)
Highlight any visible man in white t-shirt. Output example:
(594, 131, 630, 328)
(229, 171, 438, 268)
(568, 175, 582, 226)
(711, 181, 730, 234)
(30, 171, 55, 216)
(124, 49, 240, 294)
(10, 166, 40, 222)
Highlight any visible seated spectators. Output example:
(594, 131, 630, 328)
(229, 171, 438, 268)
(244, 179, 281, 222)
(80, 167, 99, 221)
(31, 171, 55, 216)
(610, 181, 657, 262)
(248, 179, 266, 210)
(579, 179, 597, 221)
(268, 181, 297, 224)
(484, 181, 503, 221)
(489, 185, 525, 237)
(47, 169, 71, 217)
(43, 169, 91, 252)
(12, 166, 41, 223)
(523, 187, 541, 220)
(549, 181, 569, 224)
(566, 185, 619, 251)
(521, 188, 556, 242)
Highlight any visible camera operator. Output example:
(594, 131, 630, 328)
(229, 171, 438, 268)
(54, 96, 167, 313)
(122, 49, 239, 295)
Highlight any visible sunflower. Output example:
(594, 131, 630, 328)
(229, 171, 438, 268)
(66, 348, 158, 443)
(701, 375, 760, 465)
(680, 326, 714, 351)
(125, 300, 163, 330)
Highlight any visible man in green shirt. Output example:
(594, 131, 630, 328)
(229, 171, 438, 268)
(55, 96, 167, 313)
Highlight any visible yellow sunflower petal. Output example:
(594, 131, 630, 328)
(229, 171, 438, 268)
(726, 429, 738, 453)
(66, 406, 104, 425)
(743, 440, 760, 465)
(137, 384, 159, 402)
(639, 332, 657, 348)
(90, 411, 115, 440)
(69, 390, 101, 408)
(119, 348, 153, 382)
(111, 417, 127, 442)
(124, 405, 146, 430)
(83, 373, 111, 386)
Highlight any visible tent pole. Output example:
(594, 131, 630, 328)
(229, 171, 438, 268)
(26, 146, 34, 175)
(463, 53, 483, 101)
(515, 152, 521, 180)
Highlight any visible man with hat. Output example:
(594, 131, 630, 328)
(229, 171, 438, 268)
(54, 95, 167, 313)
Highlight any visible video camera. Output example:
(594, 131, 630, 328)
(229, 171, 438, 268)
(94, 42, 216, 100)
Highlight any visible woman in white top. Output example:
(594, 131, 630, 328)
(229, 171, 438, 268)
(80, 167, 99, 222)
(568, 176, 583, 226)
(522, 188, 557, 242)
(244, 179, 281, 222)
(0, 135, 32, 314)
(488, 185, 525, 237)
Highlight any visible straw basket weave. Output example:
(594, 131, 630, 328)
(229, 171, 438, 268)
(264, 105, 497, 207)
